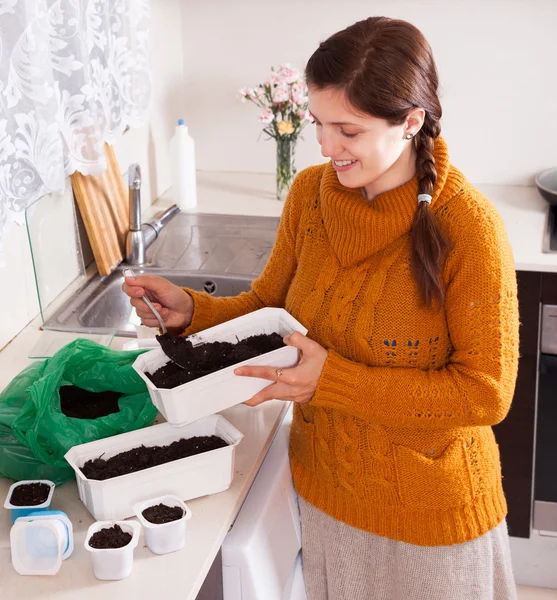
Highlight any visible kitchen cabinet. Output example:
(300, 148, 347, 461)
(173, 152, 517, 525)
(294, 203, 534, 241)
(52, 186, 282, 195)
(196, 550, 223, 600)
(494, 270, 557, 538)
(494, 271, 541, 537)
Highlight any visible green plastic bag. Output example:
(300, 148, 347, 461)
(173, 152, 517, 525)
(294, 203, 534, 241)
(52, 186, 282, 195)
(0, 339, 158, 485)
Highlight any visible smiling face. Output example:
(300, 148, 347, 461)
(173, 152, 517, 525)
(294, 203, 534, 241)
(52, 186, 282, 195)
(308, 87, 423, 199)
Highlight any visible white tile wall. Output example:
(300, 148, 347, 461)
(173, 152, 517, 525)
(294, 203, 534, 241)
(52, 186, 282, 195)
(181, 0, 557, 186)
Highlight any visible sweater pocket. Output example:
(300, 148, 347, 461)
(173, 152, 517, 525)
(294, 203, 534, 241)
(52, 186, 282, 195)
(393, 438, 474, 510)
(289, 405, 316, 471)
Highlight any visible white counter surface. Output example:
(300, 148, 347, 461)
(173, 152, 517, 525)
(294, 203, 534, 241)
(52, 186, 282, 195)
(164, 171, 557, 273)
(476, 183, 557, 273)
(0, 327, 289, 600)
(0, 171, 556, 599)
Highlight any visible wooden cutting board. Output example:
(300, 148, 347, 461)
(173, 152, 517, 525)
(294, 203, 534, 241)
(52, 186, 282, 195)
(71, 144, 128, 276)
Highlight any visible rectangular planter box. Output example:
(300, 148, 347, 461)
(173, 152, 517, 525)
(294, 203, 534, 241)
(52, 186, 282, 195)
(64, 414, 243, 521)
(132, 307, 307, 426)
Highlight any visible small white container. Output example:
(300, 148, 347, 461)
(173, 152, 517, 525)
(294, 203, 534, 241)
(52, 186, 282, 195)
(133, 495, 192, 555)
(84, 520, 141, 581)
(64, 414, 243, 521)
(10, 515, 70, 576)
(4, 480, 55, 523)
(132, 307, 307, 427)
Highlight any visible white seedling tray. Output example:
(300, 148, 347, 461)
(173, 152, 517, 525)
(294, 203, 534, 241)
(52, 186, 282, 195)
(132, 307, 308, 426)
(64, 414, 243, 521)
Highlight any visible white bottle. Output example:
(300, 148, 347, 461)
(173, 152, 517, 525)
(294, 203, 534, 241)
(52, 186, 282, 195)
(170, 118, 197, 210)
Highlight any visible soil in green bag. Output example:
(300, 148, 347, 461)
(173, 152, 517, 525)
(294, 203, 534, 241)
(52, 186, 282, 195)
(60, 386, 122, 420)
(81, 435, 228, 480)
(150, 332, 285, 389)
(89, 524, 132, 549)
(142, 503, 184, 524)
(9, 482, 51, 506)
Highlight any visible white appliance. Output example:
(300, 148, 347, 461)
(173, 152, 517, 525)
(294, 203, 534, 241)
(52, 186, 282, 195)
(222, 406, 307, 600)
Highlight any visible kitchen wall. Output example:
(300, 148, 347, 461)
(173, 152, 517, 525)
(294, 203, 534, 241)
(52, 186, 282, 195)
(181, 0, 557, 185)
(0, 0, 186, 350)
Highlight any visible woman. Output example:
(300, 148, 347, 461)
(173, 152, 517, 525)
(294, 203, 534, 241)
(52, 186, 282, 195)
(123, 17, 519, 600)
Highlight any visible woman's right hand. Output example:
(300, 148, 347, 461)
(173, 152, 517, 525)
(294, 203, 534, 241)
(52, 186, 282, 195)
(122, 274, 194, 331)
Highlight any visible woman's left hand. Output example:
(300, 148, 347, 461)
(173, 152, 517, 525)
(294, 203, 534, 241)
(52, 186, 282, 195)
(234, 332, 328, 407)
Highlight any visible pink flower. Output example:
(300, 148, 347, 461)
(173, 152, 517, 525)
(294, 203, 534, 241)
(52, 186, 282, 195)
(259, 109, 274, 124)
(291, 81, 309, 106)
(272, 85, 289, 103)
(279, 63, 300, 84)
(270, 70, 283, 84)
(238, 64, 308, 136)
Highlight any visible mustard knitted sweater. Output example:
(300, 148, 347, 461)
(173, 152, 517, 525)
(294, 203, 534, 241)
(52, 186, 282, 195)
(184, 137, 519, 547)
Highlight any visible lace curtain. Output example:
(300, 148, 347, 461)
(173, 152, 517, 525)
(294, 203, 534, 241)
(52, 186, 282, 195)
(0, 0, 151, 255)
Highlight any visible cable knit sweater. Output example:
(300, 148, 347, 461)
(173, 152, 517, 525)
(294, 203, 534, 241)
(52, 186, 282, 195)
(183, 136, 519, 547)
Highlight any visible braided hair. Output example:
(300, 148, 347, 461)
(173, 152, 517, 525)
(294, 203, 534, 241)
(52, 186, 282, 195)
(306, 17, 452, 305)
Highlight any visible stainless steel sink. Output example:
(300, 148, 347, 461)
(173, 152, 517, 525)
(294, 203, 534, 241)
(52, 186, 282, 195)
(43, 213, 280, 337)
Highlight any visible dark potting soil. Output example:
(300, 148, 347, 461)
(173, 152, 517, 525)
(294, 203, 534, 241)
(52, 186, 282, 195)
(81, 435, 228, 481)
(89, 524, 132, 549)
(150, 332, 285, 389)
(142, 503, 184, 525)
(9, 482, 51, 506)
(59, 386, 122, 420)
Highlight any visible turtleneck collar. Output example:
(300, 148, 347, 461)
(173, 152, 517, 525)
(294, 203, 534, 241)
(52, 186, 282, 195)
(319, 136, 459, 268)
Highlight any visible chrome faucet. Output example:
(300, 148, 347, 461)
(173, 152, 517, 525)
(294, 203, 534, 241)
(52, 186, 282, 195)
(125, 163, 180, 266)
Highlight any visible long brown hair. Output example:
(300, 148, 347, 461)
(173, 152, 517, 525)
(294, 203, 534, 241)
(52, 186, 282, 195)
(305, 17, 451, 306)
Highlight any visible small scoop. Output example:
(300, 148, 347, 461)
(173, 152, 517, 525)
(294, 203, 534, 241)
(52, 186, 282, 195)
(123, 268, 188, 369)
(123, 269, 167, 334)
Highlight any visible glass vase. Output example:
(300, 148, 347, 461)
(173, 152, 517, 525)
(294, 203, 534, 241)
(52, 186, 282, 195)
(276, 136, 296, 201)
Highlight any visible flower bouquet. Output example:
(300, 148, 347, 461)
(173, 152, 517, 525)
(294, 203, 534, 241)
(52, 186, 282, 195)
(238, 64, 313, 200)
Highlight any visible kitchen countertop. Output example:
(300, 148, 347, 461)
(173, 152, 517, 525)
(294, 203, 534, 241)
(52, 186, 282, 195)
(0, 170, 556, 599)
(161, 171, 557, 273)
(0, 325, 289, 600)
(476, 183, 557, 273)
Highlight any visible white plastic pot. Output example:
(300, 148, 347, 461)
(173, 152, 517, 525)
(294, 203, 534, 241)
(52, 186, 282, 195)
(4, 480, 55, 523)
(133, 495, 192, 555)
(84, 520, 141, 580)
(132, 307, 307, 426)
(10, 510, 73, 576)
(64, 414, 243, 521)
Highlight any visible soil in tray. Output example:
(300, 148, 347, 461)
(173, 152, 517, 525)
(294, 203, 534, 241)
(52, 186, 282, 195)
(9, 482, 50, 506)
(150, 332, 285, 389)
(89, 524, 132, 549)
(60, 386, 122, 420)
(81, 435, 229, 480)
(142, 503, 184, 525)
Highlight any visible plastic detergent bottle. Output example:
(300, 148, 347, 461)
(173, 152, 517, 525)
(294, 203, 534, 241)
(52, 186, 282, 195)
(170, 118, 197, 210)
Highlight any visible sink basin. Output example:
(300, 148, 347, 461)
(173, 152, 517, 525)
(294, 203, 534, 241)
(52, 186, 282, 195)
(43, 269, 254, 337)
(42, 213, 280, 337)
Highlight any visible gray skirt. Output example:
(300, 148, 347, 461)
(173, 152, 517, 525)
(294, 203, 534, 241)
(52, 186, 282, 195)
(298, 496, 517, 600)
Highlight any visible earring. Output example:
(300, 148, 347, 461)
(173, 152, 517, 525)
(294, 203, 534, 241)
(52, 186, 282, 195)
(405, 133, 413, 140)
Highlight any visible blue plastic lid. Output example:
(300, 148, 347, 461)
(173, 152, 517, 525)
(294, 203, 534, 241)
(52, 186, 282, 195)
(177, 118, 185, 126)
(22, 510, 74, 558)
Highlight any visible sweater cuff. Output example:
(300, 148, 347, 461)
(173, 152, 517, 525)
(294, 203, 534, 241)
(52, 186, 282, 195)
(313, 350, 362, 410)
(181, 288, 216, 336)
